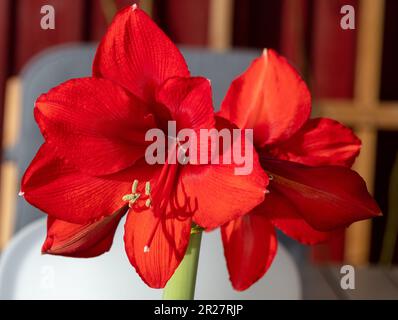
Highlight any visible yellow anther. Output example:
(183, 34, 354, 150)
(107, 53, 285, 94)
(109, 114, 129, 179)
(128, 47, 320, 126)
(145, 181, 151, 195)
(145, 199, 152, 208)
(132, 179, 139, 193)
(123, 193, 140, 205)
(122, 194, 135, 202)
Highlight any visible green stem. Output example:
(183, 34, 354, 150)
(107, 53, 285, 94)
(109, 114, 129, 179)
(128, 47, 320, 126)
(163, 229, 202, 300)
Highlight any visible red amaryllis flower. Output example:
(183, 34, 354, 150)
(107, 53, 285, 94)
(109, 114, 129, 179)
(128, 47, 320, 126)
(218, 49, 381, 291)
(20, 5, 268, 288)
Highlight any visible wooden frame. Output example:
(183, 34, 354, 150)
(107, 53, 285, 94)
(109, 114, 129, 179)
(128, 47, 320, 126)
(318, 0, 388, 265)
(208, 0, 234, 50)
(0, 77, 21, 250)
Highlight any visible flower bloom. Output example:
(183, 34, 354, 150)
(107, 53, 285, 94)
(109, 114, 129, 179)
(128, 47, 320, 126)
(20, 6, 268, 288)
(218, 49, 381, 291)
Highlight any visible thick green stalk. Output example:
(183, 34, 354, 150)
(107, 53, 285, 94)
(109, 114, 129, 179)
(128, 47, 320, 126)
(163, 229, 202, 300)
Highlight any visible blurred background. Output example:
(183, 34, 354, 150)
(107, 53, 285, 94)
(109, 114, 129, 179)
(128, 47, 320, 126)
(0, 0, 397, 299)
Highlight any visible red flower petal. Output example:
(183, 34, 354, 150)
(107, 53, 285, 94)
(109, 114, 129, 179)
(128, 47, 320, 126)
(93, 5, 189, 103)
(155, 77, 215, 130)
(124, 208, 192, 288)
(219, 49, 311, 147)
(174, 116, 268, 230)
(268, 118, 361, 167)
(21, 144, 158, 224)
(259, 192, 342, 245)
(42, 207, 127, 257)
(221, 213, 277, 291)
(262, 158, 381, 231)
(181, 160, 268, 230)
(35, 78, 155, 176)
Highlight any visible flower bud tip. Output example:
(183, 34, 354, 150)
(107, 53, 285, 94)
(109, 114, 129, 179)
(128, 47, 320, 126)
(18, 191, 25, 197)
